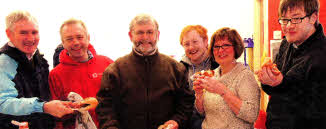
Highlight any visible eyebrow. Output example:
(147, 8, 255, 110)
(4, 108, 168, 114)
(214, 43, 232, 46)
(64, 36, 73, 39)
(282, 13, 302, 18)
(291, 13, 302, 17)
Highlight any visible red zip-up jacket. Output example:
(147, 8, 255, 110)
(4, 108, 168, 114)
(49, 44, 113, 129)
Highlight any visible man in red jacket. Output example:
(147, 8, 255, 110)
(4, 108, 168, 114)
(49, 18, 114, 129)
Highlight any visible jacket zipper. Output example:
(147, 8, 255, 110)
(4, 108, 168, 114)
(144, 57, 150, 129)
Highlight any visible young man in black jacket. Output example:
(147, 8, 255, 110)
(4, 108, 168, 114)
(256, 0, 326, 128)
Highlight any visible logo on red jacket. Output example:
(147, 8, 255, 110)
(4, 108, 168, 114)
(89, 73, 103, 79)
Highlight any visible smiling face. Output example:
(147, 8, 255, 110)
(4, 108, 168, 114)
(281, 6, 317, 45)
(6, 20, 39, 58)
(182, 30, 208, 65)
(61, 23, 90, 62)
(129, 21, 159, 55)
(213, 38, 235, 66)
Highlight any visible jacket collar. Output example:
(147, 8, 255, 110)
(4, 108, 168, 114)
(294, 24, 325, 51)
(180, 55, 192, 66)
(0, 43, 48, 73)
(181, 54, 217, 68)
(132, 46, 158, 57)
(7, 41, 37, 60)
(131, 47, 159, 62)
(59, 44, 96, 65)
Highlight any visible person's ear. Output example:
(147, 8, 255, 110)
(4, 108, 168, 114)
(157, 30, 160, 41)
(309, 12, 318, 24)
(6, 29, 13, 41)
(204, 38, 208, 48)
(128, 31, 133, 41)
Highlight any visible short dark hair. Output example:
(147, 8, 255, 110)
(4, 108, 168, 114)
(209, 27, 244, 60)
(279, 0, 320, 27)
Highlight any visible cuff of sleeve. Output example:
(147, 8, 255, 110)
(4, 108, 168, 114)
(236, 101, 257, 123)
(34, 101, 45, 113)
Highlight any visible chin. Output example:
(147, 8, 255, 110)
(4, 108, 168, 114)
(24, 50, 36, 54)
(190, 57, 200, 62)
(286, 39, 296, 43)
(140, 47, 154, 54)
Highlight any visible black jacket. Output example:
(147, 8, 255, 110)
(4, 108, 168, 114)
(262, 24, 326, 129)
(53, 43, 64, 68)
(0, 44, 55, 129)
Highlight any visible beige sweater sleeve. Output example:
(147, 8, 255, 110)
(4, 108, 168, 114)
(235, 70, 261, 123)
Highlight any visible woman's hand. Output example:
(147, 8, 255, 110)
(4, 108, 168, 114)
(193, 74, 206, 95)
(196, 76, 227, 96)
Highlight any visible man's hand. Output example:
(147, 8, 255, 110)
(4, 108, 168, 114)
(256, 66, 283, 87)
(43, 100, 74, 118)
(158, 120, 178, 129)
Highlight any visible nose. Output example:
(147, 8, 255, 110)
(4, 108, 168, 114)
(286, 21, 295, 29)
(188, 44, 195, 50)
(185, 44, 195, 53)
(25, 33, 36, 42)
(141, 33, 151, 40)
(216, 47, 224, 53)
(71, 38, 81, 46)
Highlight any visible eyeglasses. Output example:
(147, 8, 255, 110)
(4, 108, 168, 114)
(213, 44, 233, 50)
(278, 14, 312, 25)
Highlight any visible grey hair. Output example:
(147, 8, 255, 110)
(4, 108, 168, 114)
(129, 13, 159, 31)
(6, 10, 38, 31)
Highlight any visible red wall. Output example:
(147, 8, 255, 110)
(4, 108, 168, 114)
(320, 0, 326, 30)
(268, 0, 281, 40)
(268, 0, 326, 55)
(268, 0, 281, 56)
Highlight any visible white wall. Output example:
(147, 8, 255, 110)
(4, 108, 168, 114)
(0, 0, 254, 69)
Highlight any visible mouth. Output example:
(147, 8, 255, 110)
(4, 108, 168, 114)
(287, 30, 296, 35)
(23, 42, 35, 46)
(137, 41, 153, 47)
(71, 48, 81, 51)
(188, 50, 198, 55)
(217, 53, 228, 58)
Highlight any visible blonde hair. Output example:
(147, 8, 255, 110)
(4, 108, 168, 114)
(6, 10, 38, 31)
(60, 18, 88, 37)
(129, 14, 159, 31)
